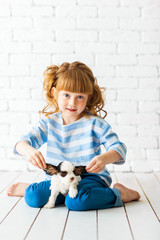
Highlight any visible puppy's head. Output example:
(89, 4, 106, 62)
(43, 161, 87, 184)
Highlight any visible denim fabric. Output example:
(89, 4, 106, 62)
(24, 174, 123, 210)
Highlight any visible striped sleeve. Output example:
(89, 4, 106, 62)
(14, 117, 48, 154)
(100, 123, 127, 164)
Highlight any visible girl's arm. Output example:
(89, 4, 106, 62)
(86, 150, 121, 173)
(16, 141, 46, 169)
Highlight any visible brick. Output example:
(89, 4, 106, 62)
(118, 43, 159, 54)
(10, 77, 42, 88)
(0, 124, 9, 134)
(102, 77, 138, 88)
(77, 18, 118, 29)
(0, 100, 8, 111)
(0, 6, 10, 16)
(33, 17, 75, 29)
(10, 54, 51, 65)
(0, 54, 8, 64)
(0, 42, 31, 53)
(147, 149, 160, 160)
(0, 148, 5, 158)
(116, 66, 158, 77)
(13, 29, 55, 41)
(33, 0, 76, 5)
(0, 30, 12, 40)
(0, 77, 10, 88)
(100, 30, 140, 42)
(3, 65, 29, 79)
(94, 65, 115, 77)
(12, 6, 54, 17)
(117, 89, 159, 101)
(127, 149, 146, 161)
(117, 113, 159, 125)
(138, 55, 160, 65)
(0, 89, 30, 100)
(96, 54, 137, 65)
(139, 78, 160, 88)
(10, 123, 32, 136)
(33, 42, 74, 54)
(120, 18, 160, 30)
(52, 54, 94, 66)
(99, 7, 140, 17)
(142, 31, 160, 42)
(75, 42, 116, 54)
(142, 5, 160, 17)
(112, 125, 138, 136)
(121, 0, 160, 7)
(139, 101, 160, 112)
(77, 0, 119, 6)
(138, 125, 160, 136)
(122, 136, 158, 148)
(9, 100, 43, 112)
(107, 100, 137, 113)
(56, 30, 98, 41)
(56, 6, 97, 17)
(0, 112, 30, 124)
(0, 17, 32, 29)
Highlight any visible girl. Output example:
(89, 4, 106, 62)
(7, 61, 140, 210)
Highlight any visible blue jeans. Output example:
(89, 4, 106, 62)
(24, 174, 123, 211)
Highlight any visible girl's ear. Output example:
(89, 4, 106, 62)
(52, 87, 58, 99)
(74, 166, 87, 176)
(43, 163, 58, 175)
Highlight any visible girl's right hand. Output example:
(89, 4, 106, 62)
(26, 149, 46, 169)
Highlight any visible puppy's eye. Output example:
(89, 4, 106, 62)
(73, 170, 79, 176)
(60, 171, 67, 177)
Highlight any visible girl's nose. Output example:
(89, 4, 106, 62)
(69, 97, 77, 106)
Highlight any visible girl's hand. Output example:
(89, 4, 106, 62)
(86, 156, 105, 173)
(26, 149, 46, 169)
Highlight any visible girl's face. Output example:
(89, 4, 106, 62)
(53, 88, 89, 125)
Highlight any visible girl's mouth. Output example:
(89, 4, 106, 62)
(66, 108, 77, 112)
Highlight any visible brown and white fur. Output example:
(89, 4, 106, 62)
(43, 161, 87, 209)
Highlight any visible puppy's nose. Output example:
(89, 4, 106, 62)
(70, 177, 74, 181)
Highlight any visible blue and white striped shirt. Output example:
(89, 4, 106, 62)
(15, 112, 127, 186)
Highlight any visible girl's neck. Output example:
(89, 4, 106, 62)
(61, 112, 84, 125)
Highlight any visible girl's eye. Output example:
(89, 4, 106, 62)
(64, 94, 69, 98)
(78, 96, 83, 99)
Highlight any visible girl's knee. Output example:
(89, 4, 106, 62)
(24, 182, 51, 208)
(65, 189, 90, 211)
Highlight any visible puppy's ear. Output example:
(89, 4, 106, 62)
(74, 166, 87, 176)
(43, 163, 58, 176)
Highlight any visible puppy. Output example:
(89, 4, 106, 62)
(43, 161, 87, 208)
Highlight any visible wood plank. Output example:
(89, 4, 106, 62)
(26, 206, 69, 240)
(116, 173, 160, 240)
(136, 173, 160, 221)
(0, 171, 42, 240)
(154, 172, 160, 183)
(0, 171, 21, 193)
(0, 172, 40, 239)
(98, 207, 132, 240)
(63, 210, 97, 240)
(98, 173, 132, 240)
(0, 171, 40, 224)
(0, 197, 41, 240)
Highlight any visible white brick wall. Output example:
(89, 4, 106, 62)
(0, 0, 160, 172)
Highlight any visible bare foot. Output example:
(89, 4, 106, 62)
(7, 183, 30, 197)
(113, 183, 140, 203)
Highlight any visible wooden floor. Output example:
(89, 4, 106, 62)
(0, 171, 160, 240)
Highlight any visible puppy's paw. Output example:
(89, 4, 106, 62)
(43, 202, 55, 209)
(69, 188, 78, 198)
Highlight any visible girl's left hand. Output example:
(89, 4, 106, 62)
(86, 156, 105, 173)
